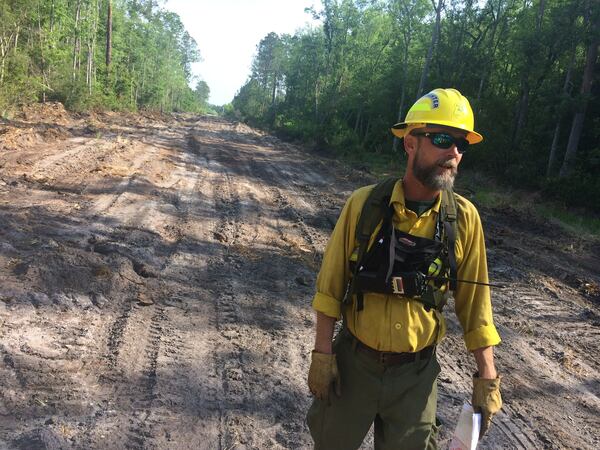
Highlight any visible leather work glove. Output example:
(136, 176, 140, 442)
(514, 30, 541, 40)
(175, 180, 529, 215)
(472, 375, 502, 438)
(308, 351, 341, 403)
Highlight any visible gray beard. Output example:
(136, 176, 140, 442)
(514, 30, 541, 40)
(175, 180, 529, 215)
(412, 148, 457, 191)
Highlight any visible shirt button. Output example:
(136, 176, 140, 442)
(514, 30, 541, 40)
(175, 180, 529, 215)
(394, 323, 402, 330)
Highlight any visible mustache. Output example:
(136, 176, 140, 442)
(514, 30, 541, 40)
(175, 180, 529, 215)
(437, 157, 458, 168)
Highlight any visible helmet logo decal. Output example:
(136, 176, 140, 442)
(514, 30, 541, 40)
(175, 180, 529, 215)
(425, 93, 440, 108)
(454, 103, 467, 118)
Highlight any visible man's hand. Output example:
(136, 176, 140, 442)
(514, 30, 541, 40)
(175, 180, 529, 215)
(472, 375, 502, 438)
(308, 351, 341, 403)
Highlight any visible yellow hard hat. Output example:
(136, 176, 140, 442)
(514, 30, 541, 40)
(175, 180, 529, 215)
(391, 88, 483, 144)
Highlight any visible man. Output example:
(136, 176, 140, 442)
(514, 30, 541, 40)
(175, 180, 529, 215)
(306, 88, 502, 449)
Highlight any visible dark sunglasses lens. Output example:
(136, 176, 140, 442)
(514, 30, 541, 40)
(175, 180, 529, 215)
(456, 139, 469, 154)
(430, 133, 469, 153)
(431, 133, 454, 149)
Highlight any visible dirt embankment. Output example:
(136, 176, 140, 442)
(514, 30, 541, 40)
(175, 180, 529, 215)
(0, 105, 599, 449)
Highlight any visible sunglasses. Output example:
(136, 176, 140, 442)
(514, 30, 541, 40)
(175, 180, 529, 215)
(412, 132, 469, 154)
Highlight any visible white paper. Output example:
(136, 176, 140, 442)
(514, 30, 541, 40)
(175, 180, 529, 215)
(448, 402, 481, 450)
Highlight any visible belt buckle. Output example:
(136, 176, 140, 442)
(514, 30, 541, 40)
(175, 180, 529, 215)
(391, 277, 404, 295)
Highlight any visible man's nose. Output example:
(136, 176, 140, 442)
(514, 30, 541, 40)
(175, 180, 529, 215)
(445, 144, 461, 157)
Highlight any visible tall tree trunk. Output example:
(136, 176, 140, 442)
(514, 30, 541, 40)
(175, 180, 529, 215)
(354, 107, 362, 134)
(450, 0, 472, 85)
(87, 42, 93, 94)
(0, 40, 6, 85)
(130, 64, 135, 107)
(416, 0, 443, 98)
(72, 0, 81, 80)
(509, 0, 545, 152)
(537, 0, 546, 30)
(13, 26, 19, 53)
(510, 79, 529, 151)
(106, 0, 112, 69)
(361, 116, 371, 147)
(314, 78, 320, 123)
(37, 4, 47, 102)
(50, 0, 55, 33)
(271, 74, 277, 106)
(559, 22, 598, 178)
(476, 0, 503, 105)
(547, 46, 576, 177)
(270, 72, 278, 125)
(86, 0, 98, 94)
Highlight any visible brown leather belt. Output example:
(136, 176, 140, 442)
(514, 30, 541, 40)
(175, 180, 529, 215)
(351, 335, 434, 366)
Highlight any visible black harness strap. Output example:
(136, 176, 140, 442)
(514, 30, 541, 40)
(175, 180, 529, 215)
(343, 177, 399, 310)
(441, 190, 458, 291)
(385, 205, 396, 284)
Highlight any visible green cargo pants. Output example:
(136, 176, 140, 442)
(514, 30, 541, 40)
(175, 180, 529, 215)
(307, 330, 440, 450)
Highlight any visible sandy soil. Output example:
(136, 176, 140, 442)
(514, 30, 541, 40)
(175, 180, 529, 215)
(0, 104, 599, 450)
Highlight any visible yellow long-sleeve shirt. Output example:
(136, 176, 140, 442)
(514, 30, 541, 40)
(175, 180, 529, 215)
(312, 180, 501, 352)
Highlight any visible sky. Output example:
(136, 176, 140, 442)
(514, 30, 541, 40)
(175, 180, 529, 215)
(164, 0, 322, 106)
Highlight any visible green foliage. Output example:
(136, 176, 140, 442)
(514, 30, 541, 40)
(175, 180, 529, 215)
(543, 174, 600, 210)
(194, 80, 210, 108)
(0, 0, 209, 114)
(233, 0, 599, 213)
(459, 172, 600, 237)
(233, 79, 271, 125)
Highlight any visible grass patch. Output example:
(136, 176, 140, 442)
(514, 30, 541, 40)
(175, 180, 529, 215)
(459, 170, 600, 237)
(533, 205, 600, 236)
(338, 148, 406, 179)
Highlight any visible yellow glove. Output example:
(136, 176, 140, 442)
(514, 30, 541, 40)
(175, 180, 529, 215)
(308, 351, 341, 403)
(472, 375, 502, 438)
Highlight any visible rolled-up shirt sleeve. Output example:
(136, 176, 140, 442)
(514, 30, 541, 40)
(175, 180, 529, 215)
(311, 189, 366, 320)
(454, 199, 501, 351)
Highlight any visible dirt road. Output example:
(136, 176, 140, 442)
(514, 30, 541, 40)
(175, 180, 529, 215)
(1, 105, 599, 449)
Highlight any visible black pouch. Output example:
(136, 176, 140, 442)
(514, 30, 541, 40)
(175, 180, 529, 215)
(392, 230, 444, 273)
(352, 205, 446, 298)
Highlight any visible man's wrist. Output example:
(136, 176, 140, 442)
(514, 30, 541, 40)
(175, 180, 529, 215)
(474, 369, 498, 379)
(472, 346, 497, 379)
(313, 345, 333, 354)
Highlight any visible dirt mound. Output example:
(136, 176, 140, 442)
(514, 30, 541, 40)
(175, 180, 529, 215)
(0, 103, 75, 151)
(18, 102, 71, 125)
(0, 123, 71, 152)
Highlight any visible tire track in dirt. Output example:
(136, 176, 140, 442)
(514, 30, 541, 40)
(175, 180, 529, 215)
(192, 124, 317, 448)
(208, 162, 243, 450)
(127, 131, 225, 449)
(77, 124, 216, 449)
(121, 304, 167, 449)
(105, 301, 134, 369)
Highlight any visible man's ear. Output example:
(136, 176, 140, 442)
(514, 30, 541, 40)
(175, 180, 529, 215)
(404, 134, 417, 156)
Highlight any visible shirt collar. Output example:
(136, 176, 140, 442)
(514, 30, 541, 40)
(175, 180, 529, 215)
(389, 179, 442, 215)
